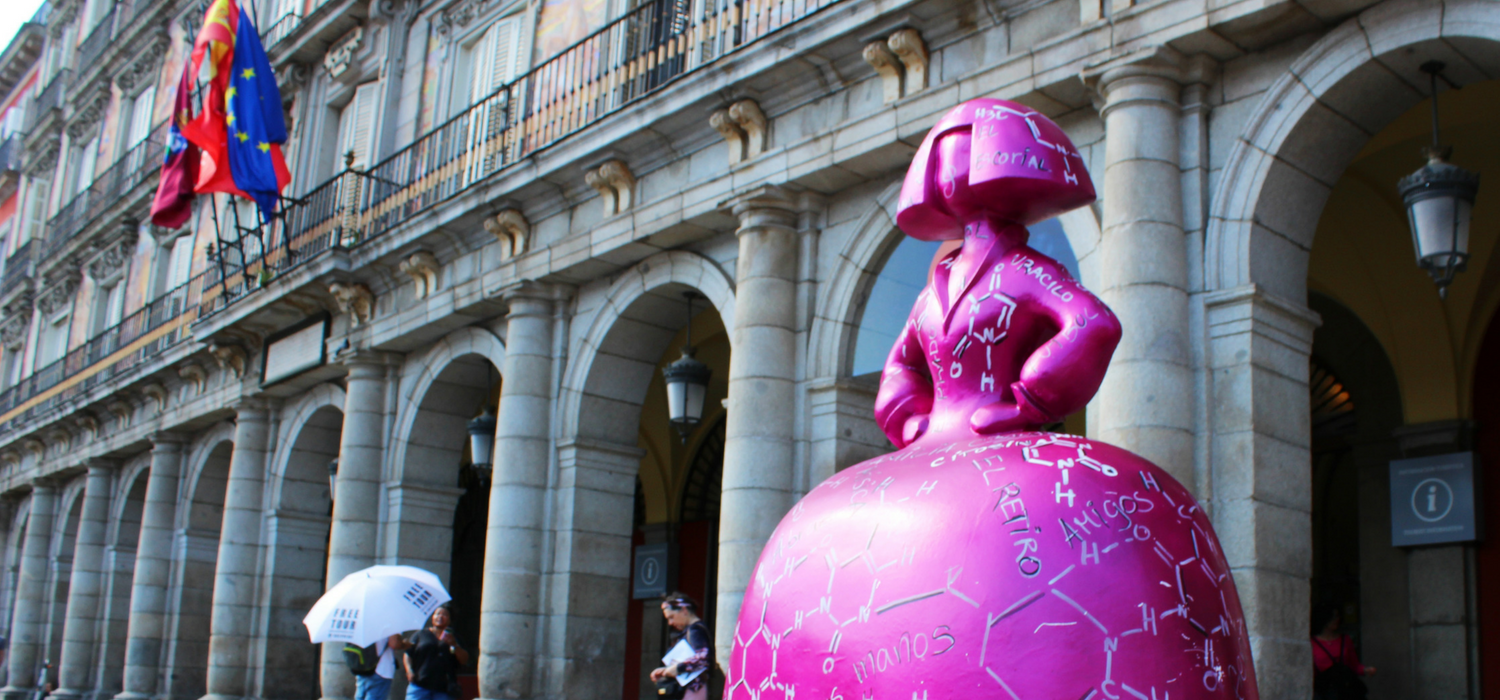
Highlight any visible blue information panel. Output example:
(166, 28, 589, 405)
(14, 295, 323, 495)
(1389, 452, 1481, 547)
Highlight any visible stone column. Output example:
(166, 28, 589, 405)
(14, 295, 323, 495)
(202, 402, 272, 700)
(1204, 287, 1319, 700)
(478, 284, 555, 700)
(320, 355, 392, 700)
(1, 482, 58, 700)
(716, 185, 801, 661)
(1085, 48, 1196, 488)
(117, 434, 186, 700)
(52, 462, 114, 700)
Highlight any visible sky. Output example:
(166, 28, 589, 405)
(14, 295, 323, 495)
(0, 0, 47, 56)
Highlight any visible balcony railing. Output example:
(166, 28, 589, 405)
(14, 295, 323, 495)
(23, 69, 68, 133)
(263, 12, 303, 48)
(0, 241, 34, 297)
(76, 7, 118, 71)
(0, 272, 205, 435)
(212, 0, 833, 313)
(40, 122, 168, 263)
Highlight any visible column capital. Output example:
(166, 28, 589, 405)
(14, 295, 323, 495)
(1082, 47, 1216, 117)
(339, 350, 400, 378)
(150, 431, 187, 449)
(230, 397, 273, 423)
(722, 185, 803, 233)
(497, 280, 570, 317)
(29, 477, 58, 494)
(82, 458, 117, 474)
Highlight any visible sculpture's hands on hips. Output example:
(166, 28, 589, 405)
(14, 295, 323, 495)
(902, 414, 930, 445)
(971, 385, 1053, 434)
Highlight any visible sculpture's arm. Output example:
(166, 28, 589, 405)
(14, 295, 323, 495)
(874, 303, 934, 449)
(973, 251, 1121, 433)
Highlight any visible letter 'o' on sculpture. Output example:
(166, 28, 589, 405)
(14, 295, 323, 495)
(730, 100, 1259, 700)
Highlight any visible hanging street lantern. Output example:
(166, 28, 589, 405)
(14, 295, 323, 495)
(468, 409, 497, 477)
(327, 458, 338, 502)
(1398, 61, 1482, 298)
(663, 291, 712, 442)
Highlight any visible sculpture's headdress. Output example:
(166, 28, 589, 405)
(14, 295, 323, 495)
(895, 99, 1096, 241)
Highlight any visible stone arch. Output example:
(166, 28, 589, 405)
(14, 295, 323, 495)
(1206, 0, 1500, 300)
(44, 475, 89, 684)
(259, 385, 345, 700)
(165, 422, 235, 700)
(97, 453, 151, 699)
(559, 250, 736, 445)
(385, 325, 505, 639)
(0, 496, 30, 639)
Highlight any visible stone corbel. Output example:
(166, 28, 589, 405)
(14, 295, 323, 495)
(0, 314, 27, 349)
(87, 234, 136, 283)
(584, 160, 635, 218)
(210, 342, 249, 378)
(46, 425, 72, 454)
(21, 437, 44, 459)
(105, 397, 133, 426)
(140, 382, 169, 413)
(888, 29, 928, 95)
(177, 361, 209, 395)
(329, 282, 377, 326)
(398, 251, 441, 299)
(74, 412, 100, 441)
(483, 209, 530, 260)
(712, 99, 768, 165)
(863, 29, 928, 103)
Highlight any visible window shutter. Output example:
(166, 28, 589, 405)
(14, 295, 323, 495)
(339, 82, 381, 169)
(169, 235, 194, 288)
(23, 181, 47, 242)
(75, 137, 100, 195)
(471, 18, 517, 106)
(127, 86, 156, 147)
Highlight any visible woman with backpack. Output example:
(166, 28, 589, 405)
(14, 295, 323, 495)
(403, 603, 470, 700)
(1311, 601, 1375, 700)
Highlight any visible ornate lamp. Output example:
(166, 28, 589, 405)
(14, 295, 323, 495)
(327, 458, 338, 502)
(467, 409, 497, 477)
(663, 291, 712, 442)
(1398, 61, 1482, 298)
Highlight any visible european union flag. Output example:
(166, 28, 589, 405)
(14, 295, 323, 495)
(225, 7, 291, 222)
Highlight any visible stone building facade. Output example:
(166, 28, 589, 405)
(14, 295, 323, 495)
(0, 0, 1493, 698)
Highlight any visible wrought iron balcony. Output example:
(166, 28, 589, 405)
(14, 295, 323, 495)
(263, 12, 303, 48)
(0, 271, 204, 436)
(209, 0, 832, 314)
(39, 122, 167, 264)
(23, 69, 68, 133)
(0, 240, 34, 298)
(76, 8, 117, 73)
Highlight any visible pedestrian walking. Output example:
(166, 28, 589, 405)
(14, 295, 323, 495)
(346, 633, 412, 700)
(650, 592, 713, 700)
(403, 603, 469, 700)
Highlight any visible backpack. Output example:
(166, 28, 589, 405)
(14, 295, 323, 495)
(1312, 638, 1368, 700)
(343, 642, 380, 676)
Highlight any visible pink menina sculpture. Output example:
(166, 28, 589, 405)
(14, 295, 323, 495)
(727, 99, 1258, 700)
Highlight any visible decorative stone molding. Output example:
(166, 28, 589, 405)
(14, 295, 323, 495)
(177, 361, 208, 395)
(329, 282, 376, 326)
(67, 88, 112, 141)
(584, 160, 635, 218)
(398, 251, 440, 299)
(22, 437, 44, 458)
(26, 133, 61, 176)
(324, 26, 364, 77)
(36, 271, 80, 317)
(140, 382, 169, 413)
(711, 99, 768, 165)
(210, 342, 248, 378)
(435, 0, 490, 34)
(48, 1, 79, 38)
(115, 32, 170, 92)
(86, 235, 135, 283)
(105, 397, 132, 425)
(46, 425, 72, 454)
(887, 29, 928, 94)
(863, 29, 928, 103)
(0, 313, 28, 349)
(277, 63, 312, 102)
(74, 412, 99, 439)
(483, 209, 530, 260)
(862, 43, 903, 103)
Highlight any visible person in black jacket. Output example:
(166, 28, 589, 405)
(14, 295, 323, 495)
(403, 604, 470, 700)
(650, 592, 711, 700)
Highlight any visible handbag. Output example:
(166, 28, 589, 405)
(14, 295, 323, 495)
(654, 675, 685, 700)
(1312, 638, 1368, 700)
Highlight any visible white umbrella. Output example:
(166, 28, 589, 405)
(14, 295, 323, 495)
(303, 565, 451, 647)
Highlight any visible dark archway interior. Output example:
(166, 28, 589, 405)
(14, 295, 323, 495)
(167, 440, 232, 700)
(44, 493, 84, 687)
(99, 472, 148, 697)
(1307, 292, 1409, 698)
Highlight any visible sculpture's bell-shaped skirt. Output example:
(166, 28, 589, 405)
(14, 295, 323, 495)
(728, 427, 1258, 700)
